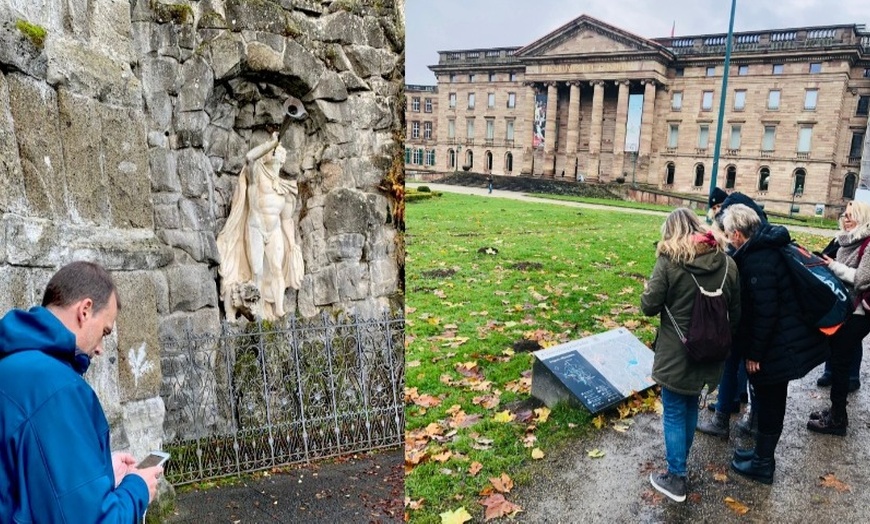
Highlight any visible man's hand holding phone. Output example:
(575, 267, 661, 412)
(131, 451, 169, 502)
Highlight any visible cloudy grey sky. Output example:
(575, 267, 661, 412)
(405, 0, 870, 85)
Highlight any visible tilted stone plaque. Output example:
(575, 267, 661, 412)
(531, 327, 655, 413)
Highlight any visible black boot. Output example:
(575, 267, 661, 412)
(731, 432, 780, 484)
(697, 411, 730, 438)
(732, 447, 753, 461)
(807, 407, 848, 436)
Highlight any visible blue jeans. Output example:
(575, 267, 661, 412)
(661, 387, 699, 477)
(714, 350, 747, 414)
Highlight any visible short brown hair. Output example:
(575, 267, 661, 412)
(42, 261, 121, 313)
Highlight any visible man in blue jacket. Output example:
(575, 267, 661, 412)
(0, 261, 163, 522)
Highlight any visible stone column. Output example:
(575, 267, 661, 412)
(612, 80, 630, 179)
(587, 80, 605, 181)
(638, 80, 657, 182)
(521, 82, 537, 175)
(543, 82, 558, 177)
(565, 81, 581, 177)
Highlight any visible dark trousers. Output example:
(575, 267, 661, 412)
(752, 381, 788, 435)
(830, 314, 870, 414)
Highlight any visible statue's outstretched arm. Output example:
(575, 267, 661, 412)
(246, 131, 280, 164)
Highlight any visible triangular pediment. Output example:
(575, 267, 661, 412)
(516, 15, 666, 58)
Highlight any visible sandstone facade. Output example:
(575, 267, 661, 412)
(408, 15, 870, 217)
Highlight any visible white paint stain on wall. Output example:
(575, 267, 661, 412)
(128, 342, 154, 388)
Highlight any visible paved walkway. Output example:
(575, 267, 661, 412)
(164, 449, 402, 523)
(407, 182, 834, 237)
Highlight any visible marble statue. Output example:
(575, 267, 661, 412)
(217, 132, 304, 321)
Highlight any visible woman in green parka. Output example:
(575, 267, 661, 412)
(641, 208, 741, 502)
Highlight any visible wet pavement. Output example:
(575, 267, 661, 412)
(512, 350, 870, 523)
(164, 449, 403, 523)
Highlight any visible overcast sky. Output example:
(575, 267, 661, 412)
(405, 0, 870, 85)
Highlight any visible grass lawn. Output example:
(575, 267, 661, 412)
(404, 192, 829, 522)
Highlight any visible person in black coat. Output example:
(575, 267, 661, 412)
(721, 204, 829, 484)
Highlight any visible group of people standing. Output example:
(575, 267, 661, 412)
(641, 188, 870, 503)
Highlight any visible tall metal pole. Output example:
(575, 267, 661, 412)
(709, 0, 737, 208)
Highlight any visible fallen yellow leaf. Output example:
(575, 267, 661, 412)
(587, 448, 606, 459)
(533, 407, 551, 423)
(492, 410, 516, 423)
(440, 506, 472, 524)
(531, 448, 545, 459)
(724, 496, 749, 515)
(469, 461, 483, 476)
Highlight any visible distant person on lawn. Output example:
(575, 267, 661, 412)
(641, 208, 741, 502)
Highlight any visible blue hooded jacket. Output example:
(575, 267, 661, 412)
(0, 307, 150, 523)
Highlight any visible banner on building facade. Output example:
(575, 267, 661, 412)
(533, 93, 547, 149)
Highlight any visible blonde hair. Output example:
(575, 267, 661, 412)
(657, 208, 712, 264)
(847, 200, 870, 227)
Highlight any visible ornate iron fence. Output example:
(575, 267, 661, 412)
(159, 312, 404, 485)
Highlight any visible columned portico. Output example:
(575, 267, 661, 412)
(566, 81, 581, 177)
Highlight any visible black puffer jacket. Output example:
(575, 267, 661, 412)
(731, 224, 829, 385)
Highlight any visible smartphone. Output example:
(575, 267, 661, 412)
(136, 451, 170, 469)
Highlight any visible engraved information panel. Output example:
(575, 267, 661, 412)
(531, 327, 655, 413)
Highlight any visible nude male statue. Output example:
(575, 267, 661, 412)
(217, 132, 304, 321)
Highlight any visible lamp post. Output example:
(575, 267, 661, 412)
(708, 0, 737, 211)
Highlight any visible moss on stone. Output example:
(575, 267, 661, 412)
(150, 0, 194, 24)
(197, 10, 227, 29)
(331, 0, 363, 15)
(284, 20, 302, 39)
(15, 19, 47, 48)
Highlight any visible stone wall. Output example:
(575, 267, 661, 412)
(0, 0, 404, 483)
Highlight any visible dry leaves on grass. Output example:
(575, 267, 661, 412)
(531, 448, 545, 459)
(481, 494, 523, 521)
(724, 496, 750, 515)
(468, 461, 483, 476)
(819, 473, 852, 492)
(489, 473, 514, 493)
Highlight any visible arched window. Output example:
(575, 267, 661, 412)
(465, 150, 474, 169)
(694, 164, 705, 187)
(793, 168, 806, 195)
(844, 172, 858, 199)
(448, 149, 455, 168)
(485, 151, 493, 172)
(759, 167, 770, 191)
(665, 163, 676, 185)
(505, 152, 513, 173)
(725, 165, 737, 189)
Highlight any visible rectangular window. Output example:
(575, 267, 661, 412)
(767, 90, 781, 110)
(507, 92, 516, 108)
(426, 149, 435, 166)
(412, 149, 422, 165)
(772, 64, 784, 74)
(510, 72, 517, 81)
(466, 118, 474, 138)
(424, 98, 433, 113)
(850, 132, 865, 158)
(809, 62, 822, 74)
(423, 121, 432, 139)
(671, 91, 683, 110)
(488, 72, 496, 82)
(411, 121, 420, 139)
(411, 97, 420, 112)
(675, 67, 685, 77)
(734, 90, 746, 111)
(447, 119, 455, 139)
(729, 125, 742, 149)
(468, 92, 475, 108)
(706, 66, 716, 77)
(737, 65, 749, 75)
(485, 119, 495, 140)
(450, 74, 457, 83)
(865, 68, 870, 78)
(487, 93, 495, 108)
(668, 124, 679, 148)
(701, 91, 713, 111)
(797, 127, 813, 152)
(468, 74, 476, 82)
(857, 95, 870, 116)
(404, 147, 410, 163)
(762, 125, 776, 151)
(698, 125, 710, 149)
(506, 119, 515, 140)
(449, 93, 456, 108)
(804, 89, 818, 110)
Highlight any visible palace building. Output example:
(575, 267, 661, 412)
(405, 15, 870, 216)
